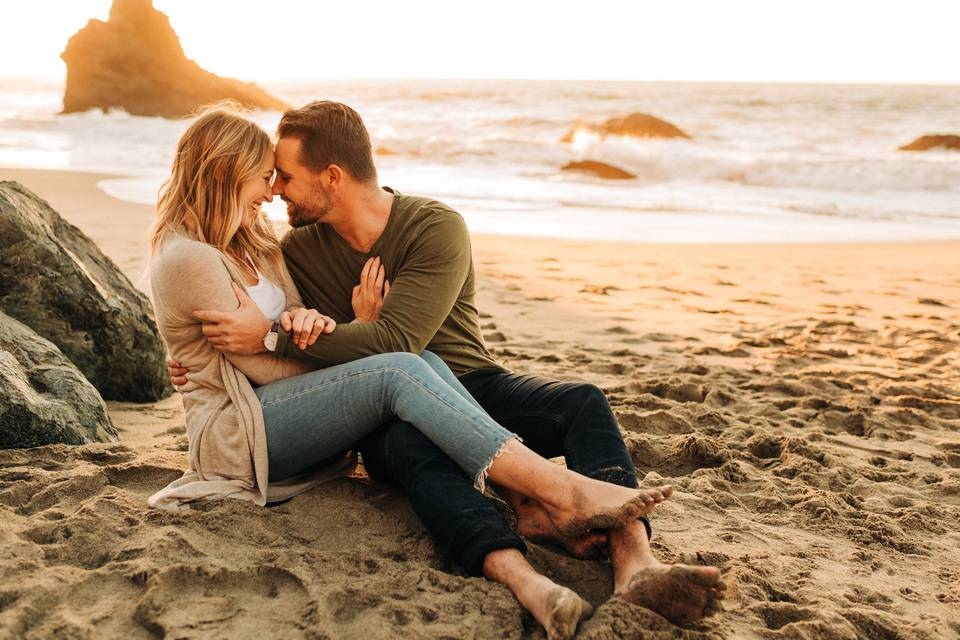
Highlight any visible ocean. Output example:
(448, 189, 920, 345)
(1, 78, 958, 243)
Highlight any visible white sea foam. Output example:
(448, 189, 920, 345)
(1, 78, 959, 242)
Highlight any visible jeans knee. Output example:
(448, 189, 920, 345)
(419, 350, 444, 368)
(565, 382, 619, 433)
(574, 382, 608, 407)
(384, 351, 430, 376)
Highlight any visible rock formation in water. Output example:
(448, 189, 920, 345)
(898, 135, 960, 151)
(0, 311, 117, 449)
(562, 160, 636, 180)
(561, 113, 691, 143)
(60, 0, 288, 117)
(0, 182, 172, 402)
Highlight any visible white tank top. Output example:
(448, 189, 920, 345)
(245, 270, 286, 321)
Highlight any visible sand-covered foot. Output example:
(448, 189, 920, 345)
(514, 497, 609, 558)
(541, 587, 594, 640)
(617, 564, 726, 626)
(551, 484, 672, 540)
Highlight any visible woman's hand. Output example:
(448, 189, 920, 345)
(352, 256, 391, 323)
(278, 307, 337, 350)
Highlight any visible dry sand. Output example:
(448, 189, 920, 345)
(1, 167, 958, 639)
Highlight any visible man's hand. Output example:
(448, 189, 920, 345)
(278, 307, 336, 350)
(167, 358, 188, 389)
(352, 256, 391, 323)
(194, 282, 272, 355)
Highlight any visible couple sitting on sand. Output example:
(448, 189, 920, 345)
(147, 100, 726, 638)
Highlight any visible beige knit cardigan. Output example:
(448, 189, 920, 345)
(147, 231, 356, 511)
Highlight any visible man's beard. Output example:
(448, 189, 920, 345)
(285, 185, 333, 228)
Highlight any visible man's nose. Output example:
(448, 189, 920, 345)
(271, 177, 284, 196)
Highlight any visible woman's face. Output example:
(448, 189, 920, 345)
(239, 153, 276, 223)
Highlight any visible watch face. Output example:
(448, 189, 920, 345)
(264, 331, 279, 352)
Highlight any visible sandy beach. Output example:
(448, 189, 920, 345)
(1, 167, 958, 639)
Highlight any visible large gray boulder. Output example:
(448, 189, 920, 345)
(60, 0, 288, 118)
(0, 181, 172, 402)
(0, 311, 117, 448)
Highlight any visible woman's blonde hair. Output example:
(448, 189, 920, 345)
(150, 101, 282, 275)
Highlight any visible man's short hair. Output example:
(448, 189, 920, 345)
(277, 101, 377, 182)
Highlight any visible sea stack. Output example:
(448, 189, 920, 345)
(60, 0, 288, 118)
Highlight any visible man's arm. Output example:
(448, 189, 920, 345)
(277, 213, 471, 367)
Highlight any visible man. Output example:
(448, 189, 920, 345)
(170, 101, 725, 629)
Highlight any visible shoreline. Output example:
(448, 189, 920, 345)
(4, 166, 960, 252)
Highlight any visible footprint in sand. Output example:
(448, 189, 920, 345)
(751, 602, 818, 631)
(4, 468, 108, 516)
(103, 463, 185, 496)
(326, 586, 385, 623)
(134, 565, 316, 636)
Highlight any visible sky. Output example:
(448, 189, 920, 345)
(0, 0, 958, 84)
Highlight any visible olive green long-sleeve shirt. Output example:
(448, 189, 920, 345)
(275, 188, 505, 376)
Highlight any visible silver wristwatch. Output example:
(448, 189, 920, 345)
(263, 321, 280, 352)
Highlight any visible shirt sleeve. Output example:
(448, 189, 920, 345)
(152, 243, 312, 386)
(276, 211, 471, 366)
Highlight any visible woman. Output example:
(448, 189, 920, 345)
(147, 103, 671, 638)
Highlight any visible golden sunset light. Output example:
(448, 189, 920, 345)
(1, 1, 959, 638)
(1, 0, 959, 83)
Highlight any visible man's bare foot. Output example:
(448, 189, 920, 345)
(542, 587, 593, 640)
(616, 563, 726, 626)
(488, 551, 593, 640)
(549, 482, 673, 540)
(512, 495, 609, 558)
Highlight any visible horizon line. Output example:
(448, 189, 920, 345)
(3, 74, 960, 89)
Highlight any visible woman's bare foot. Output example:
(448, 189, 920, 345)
(547, 480, 673, 540)
(513, 495, 609, 558)
(616, 563, 726, 626)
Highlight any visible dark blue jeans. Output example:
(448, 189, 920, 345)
(358, 369, 647, 577)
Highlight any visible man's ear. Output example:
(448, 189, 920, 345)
(326, 164, 343, 190)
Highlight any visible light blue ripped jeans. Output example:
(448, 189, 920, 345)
(253, 351, 518, 491)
